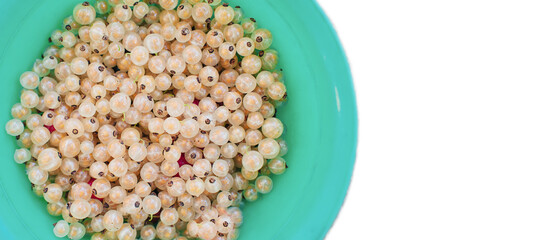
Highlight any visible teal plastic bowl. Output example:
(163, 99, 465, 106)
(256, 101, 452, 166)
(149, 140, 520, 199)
(0, 0, 357, 239)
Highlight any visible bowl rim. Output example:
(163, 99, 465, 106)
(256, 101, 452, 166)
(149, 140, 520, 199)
(296, 1, 358, 238)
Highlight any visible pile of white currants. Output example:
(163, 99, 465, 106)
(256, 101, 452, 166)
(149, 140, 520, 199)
(5, 0, 289, 239)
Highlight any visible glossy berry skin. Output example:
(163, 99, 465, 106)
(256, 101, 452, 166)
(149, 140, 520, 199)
(5, 119, 24, 136)
(261, 49, 279, 70)
(53, 220, 70, 237)
(243, 185, 258, 202)
(251, 28, 273, 50)
(73, 2, 96, 25)
(255, 175, 273, 194)
(67, 222, 86, 240)
(242, 150, 264, 172)
(268, 157, 287, 175)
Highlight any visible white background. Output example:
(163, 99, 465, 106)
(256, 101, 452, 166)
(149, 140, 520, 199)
(320, 0, 549, 239)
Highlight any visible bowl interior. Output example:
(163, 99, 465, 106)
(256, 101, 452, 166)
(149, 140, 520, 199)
(0, 0, 357, 239)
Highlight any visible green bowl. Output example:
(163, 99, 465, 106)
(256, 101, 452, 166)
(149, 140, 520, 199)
(0, 0, 357, 239)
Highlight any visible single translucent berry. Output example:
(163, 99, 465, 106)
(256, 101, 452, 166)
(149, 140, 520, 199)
(5, 119, 24, 136)
(214, 4, 235, 25)
(53, 220, 70, 237)
(243, 185, 258, 202)
(73, 2, 96, 25)
(268, 157, 287, 175)
(251, 28, 273, 50)
(242, 150, 264, 172)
